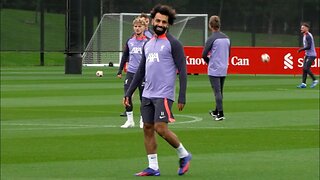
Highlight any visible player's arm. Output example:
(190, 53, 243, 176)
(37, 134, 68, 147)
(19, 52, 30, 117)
(202, 37, 214, 63)
(117, 40, 130, 76)
(298, 34, 312, 52)
(171, 37, 187, 110)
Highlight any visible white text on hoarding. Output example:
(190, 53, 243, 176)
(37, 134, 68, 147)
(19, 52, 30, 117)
(230, 56, 250, 66)
(186, 56, 207, 65)
(297, 58, 320, 67)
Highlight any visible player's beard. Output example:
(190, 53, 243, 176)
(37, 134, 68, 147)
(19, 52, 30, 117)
(153, 25, 167, 36)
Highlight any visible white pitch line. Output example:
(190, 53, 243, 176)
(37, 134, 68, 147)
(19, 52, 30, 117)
(3, 126, 97, 131)
(2, 116, 318, 132)
(1, 123, 117, 131)
(1, 114, 202, 131)
(171, 114, 203, 124)
(171, 126, 319, 131)
(1, 123, 116, 128)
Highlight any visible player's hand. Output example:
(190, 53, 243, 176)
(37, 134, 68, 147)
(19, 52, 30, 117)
(117, 74, 122, 79)
(123, 97, 130, 107)
(177, 103, 185, 111)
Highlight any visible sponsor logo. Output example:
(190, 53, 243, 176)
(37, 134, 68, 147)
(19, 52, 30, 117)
(297, 57, 320, 68)
(146, 53, 160, 62)
(159, 115, 166, 119)
(284, 53, 319, 70)
(130, 47, 142, 54)
(284, 53, 294, 69)
(183, 47, 319, 74)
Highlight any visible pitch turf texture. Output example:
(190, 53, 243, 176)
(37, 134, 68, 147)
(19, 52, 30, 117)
(1, 66, 319, 180)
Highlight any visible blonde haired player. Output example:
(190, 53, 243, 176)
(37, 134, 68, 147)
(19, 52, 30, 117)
(117, 17, 149, 128)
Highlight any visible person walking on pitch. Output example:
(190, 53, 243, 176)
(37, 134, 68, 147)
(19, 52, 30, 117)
(297, 22, 318, 88)
(123, 4, 192, 176)
(202, 15, 231, 121)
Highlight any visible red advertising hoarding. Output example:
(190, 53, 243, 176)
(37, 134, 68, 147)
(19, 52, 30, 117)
(185, 46, 320, 75)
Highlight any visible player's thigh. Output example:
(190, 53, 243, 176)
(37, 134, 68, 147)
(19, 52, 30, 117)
(305, 56, 316, 68)
(153, 98, 174, 123)
(140, 97, 155, 123)
(220, 76, 226, 87)
(209, 76, 222, 94)
(209, 76, 220, 88)
(124, 72, 134, 91)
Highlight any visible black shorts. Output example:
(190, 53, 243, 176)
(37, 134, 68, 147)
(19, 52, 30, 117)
(124, 72, 135, 93)
(124, 72, 144, 100)
(140, 97, 175, 124)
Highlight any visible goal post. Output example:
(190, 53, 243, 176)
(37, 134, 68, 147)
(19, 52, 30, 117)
(82, 13, 208, 67)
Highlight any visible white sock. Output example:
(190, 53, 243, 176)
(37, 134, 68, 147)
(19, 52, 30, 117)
(176, 143, 189, 158)
(126, 111, 133, 123)
(147, 154, 159, 170)
(140, 116, 143, 122)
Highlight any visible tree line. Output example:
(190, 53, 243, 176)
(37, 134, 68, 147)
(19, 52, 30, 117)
(2, 0, 319, 35)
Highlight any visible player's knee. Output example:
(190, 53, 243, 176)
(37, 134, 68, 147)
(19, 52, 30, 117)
(144, 123, 153, 129)
(143, 124, 154, 134)
(154, 124, 167, 138)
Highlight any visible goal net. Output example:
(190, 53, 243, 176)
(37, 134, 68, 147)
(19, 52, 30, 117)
(82, 13, 208, 67)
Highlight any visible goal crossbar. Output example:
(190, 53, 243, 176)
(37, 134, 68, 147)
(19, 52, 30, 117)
(82, 13, 208, 67)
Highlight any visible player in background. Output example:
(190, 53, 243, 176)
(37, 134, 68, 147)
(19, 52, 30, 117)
(202, 15, 231, 121)
(123, 4, 191, 176)
(297, 22, 318, 88)
(117, 17, 149, 128)
(119, 14, 153, 118)
(139, 13, 153, 38)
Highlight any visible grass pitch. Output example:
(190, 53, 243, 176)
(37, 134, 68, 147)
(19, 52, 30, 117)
(1, 66, 319, 179)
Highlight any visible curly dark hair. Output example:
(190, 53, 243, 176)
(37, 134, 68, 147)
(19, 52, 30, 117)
(150, 4, 176, 25)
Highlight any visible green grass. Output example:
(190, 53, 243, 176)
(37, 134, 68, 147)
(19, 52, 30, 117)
(0, 52, 65, 66)
(1, 66, 319, 179)
(225, 31, 308, 47)
(1, 9, 65, 50)
(1, 8, 65, 66)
